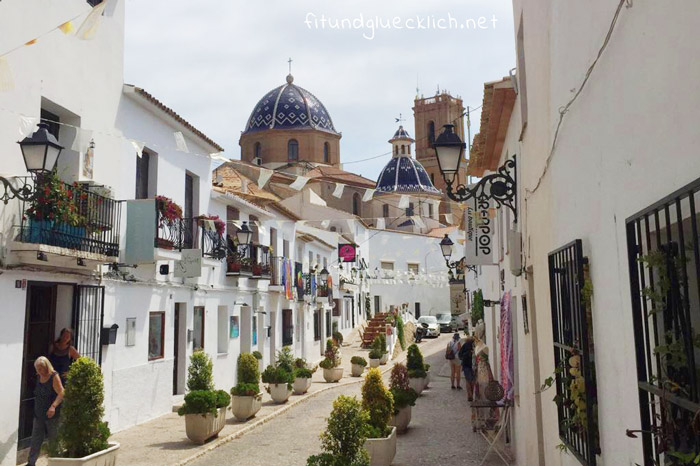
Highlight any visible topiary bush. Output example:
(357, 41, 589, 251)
(276, 346, 295, 374)
(351, 356, 367, 367)
(389, 364, 417, 413)
(261, 365, 294, 388)
(294, 367, 314, 379)
(319, 339, 341, 369)
(471, 289, 484, 326)
(50, 357, 110, 458)
(215, 389, 231, 408)
(362, 368, 394, 439)
(379, 334, 387, 353)
(396, 314, 406, 350)
(187, 350, 214, 392)
(232, 353, 260, 396)
(252, 351, 263, 360)
(178, 390, 217, 416)
(307, 395, 370, 466)
(406, 344, 426, 379)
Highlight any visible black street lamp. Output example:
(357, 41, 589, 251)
(236, 221, 253, 249)
(439, 234, 476, 274)
(433, 124, 517, 220)
(319, 267, 330, 283)
(1, 123, 64, 204)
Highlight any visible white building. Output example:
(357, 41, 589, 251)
(463, 1, 700, 465)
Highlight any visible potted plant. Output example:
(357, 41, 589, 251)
(24, 171, 88, 247)
(155, 195, 182, 249)
(252, 262, 263, 277)
(362, 368, 396, 466)
(388, 364, 417, 434)
(227, 252, 242, 274)
(319, 339, 343, 382)
(47, 357, 119, 465)
(252, 350, 264, 373)
(307, 395, 370, 466)
(262, 346, 294, 403)
(196, 214, 225, 237)
(378, 334, 389, 365)
(351, 356, 367, 377)
(293, 357, 315, 395)
(230, 353, 263, 421)
(176, 351, 229, 444)
(406, 344, 427, 395)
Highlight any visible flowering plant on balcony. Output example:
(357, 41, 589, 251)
(24, 171, 84, 227)
(196, 215, 226, 237)
(155, 195, 182, 225)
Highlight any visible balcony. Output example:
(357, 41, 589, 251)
(225, 243, 271, 279)
(11, 177, 122, 267)
(156, 214, 227, 259)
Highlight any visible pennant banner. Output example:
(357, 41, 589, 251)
(19, 115, 39, 138)
(332, 183, 344, 198)
(412, 216, 426, 229)
(376, 218, 385, 230)
(71, 128, 93, 152)
(58, 21, 74, 35)
(77, 1, 108, 40)
(398, 195, 410, 209)
(444, 213, 454, 225)
(210, 152, 229, 163)
(258, 168, 273, 188)
(289, 176, 309, 191)
(131, 140, 145, 158)
(362, 188, 375, 202)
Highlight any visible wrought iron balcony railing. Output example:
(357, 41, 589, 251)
(225, 241, 271, 277)
(155, 211, 227, 259)
(16, 177, 122, 257)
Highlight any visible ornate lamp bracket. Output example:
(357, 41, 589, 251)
(444, 156, 517, 221)
(0, 176, 36, 204)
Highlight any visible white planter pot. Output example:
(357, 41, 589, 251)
(364, 426, 397, 466)
(231, 393, 263, 421)
(48, 442, 120, 466)
(380, 353, 389, 365)
(293, 377, 312, 395)
(369, 358, 381, 368)
(424, 370, 431, 389)
(408, 376, 425, 395)
(389, 405, 412, 434)
(269, 383, 292, 403)
(323, 367, 343, 383)
(351, 363, 365, 377)
(257, 359, 265, 374)
(183, 407, 227, 444)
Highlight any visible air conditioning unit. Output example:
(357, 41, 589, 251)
(252, 157, 263, 166)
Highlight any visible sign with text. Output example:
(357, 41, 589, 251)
(338, 243, 357, 263)
(465, 196, 496, 266)
(174, 249, 203, 278)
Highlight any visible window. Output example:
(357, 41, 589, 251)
(283, 239, 290, 258)
(193, 306, 205, 351)
(394, 146, 398, 155)
(249, 215, 260, 244)
(382, 204, 389, 217)
(428, 203, 434, 219)
(288, 139, 299, 161)
(148, 312, 165, 360)
(325, 310, 331, 337)
(406, 202, 415, 217)
(282, 309, 293, 347)
(40, 108, 60, 139)
(323, 142, 330, 164)
(430, 173, 435, 185)
(217, 307, 228, 354)
(380, 261, 394, 271)
(313, 309, 320, 341)
(135, 150, 150, 199)
(252, 315, 257, 346)
(407, 263, 419, 274)
(254, 142, 262, 158)
(548, 240, 599, 463)
(627, 178, 700, 464)
(427, 121, 435, 147)
(517, 16, 528, 132)
(401, 145, 406, 155)
(353, 193, 361, 216)
(408, 145, 411, 155)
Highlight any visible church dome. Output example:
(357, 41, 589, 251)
(376, 155, 441, 195)
(244, 74, 338, 135)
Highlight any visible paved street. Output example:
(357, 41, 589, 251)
(190, 334, 502, 466)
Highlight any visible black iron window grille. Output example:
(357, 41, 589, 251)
(626, 177, 700, 464)
(548, 239, 599, 465)
(72, 285, 104, 365)
(314, 308, 321, 341)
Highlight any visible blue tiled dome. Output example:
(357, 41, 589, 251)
(244, 75, 338, 134)
(390, 126, 413, 142)
(376, 155, 441, 195)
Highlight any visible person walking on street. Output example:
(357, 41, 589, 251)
(446, 333, 462, 389)
(459, 334, 475, 401)
(27, 356, 64, 466)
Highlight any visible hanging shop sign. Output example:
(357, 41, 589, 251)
(465, 196, 496, 266)
(174, 249, 202, 278)
(338, 243, 357, 263)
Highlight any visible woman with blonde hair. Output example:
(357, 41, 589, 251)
(27, 356, 64, 466)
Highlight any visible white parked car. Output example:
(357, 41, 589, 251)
(417, 316, 440, 338)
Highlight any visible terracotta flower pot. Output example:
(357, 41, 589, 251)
(184, 407, 227, 444)
(364, 426, 397, 466)
(47, 442, 120, 466)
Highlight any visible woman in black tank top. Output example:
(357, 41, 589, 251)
(49, 328, 80, 385)
(28, 356, 64, 466)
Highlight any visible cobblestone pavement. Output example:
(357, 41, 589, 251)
(191, 334, 505, 466)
